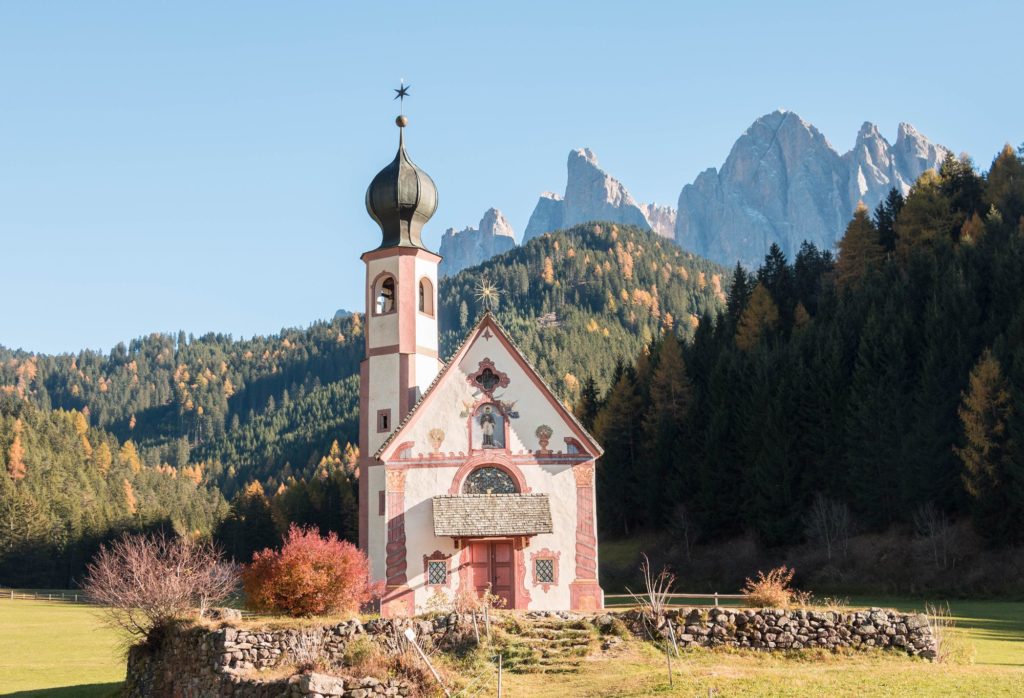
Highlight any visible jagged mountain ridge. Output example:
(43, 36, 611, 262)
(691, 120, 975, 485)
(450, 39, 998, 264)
(523, 149, 676, 242)
(438, 208, 517, 277)
(675, 110, 949, 269)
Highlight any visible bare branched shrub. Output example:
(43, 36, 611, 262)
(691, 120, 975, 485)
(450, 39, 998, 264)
(83, 531, 239, 641)
(742, 565, 804, 608)
(627, 554, 676, 624)
(925, 602, 975, 664)
(914, 503, 953, 570)
(803, 494, 851, 561)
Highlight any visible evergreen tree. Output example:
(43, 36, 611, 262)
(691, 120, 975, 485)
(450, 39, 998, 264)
(985, 145, 1024, 227)
(726, 263, 754, 326)
(874, 188, 904, 253)
(735, 284, 779, 352)
(896, 170, 953, 256)
(955, 349, 1020, 543)
(592, 368, 642, 536)
(835, 203, 884, 288)
(640, 334, 693, 527)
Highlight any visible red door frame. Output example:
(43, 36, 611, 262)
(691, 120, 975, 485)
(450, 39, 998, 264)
(468, 539, 514, 608)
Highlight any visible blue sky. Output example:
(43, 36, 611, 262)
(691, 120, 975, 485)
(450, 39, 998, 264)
(1, 1, 1020, 354)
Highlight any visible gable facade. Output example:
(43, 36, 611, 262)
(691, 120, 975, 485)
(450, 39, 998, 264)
(356, 114, 602, 617)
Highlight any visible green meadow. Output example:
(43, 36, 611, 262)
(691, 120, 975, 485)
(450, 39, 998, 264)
(1, 597, 1021, 697)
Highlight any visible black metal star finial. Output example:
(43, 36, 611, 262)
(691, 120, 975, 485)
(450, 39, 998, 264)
(394, 81, 410, 113)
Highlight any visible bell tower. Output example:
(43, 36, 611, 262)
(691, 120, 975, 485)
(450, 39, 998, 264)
(358, 109, 443, 585)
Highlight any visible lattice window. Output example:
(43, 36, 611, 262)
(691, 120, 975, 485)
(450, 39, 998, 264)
(535, 558, 554, 584)
(427, 560, 447, 586)
(463, 466, 517, 494)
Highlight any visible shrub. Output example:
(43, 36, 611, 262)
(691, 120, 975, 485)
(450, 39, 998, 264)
(243, 524, 374, 616)
(83, 531, 239, 641)
(742, 565, 805, 608)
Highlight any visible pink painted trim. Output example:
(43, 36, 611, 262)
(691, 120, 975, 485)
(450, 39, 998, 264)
(393, 441, 415, 459)
(387, 453, 591, 466)
(418, 277, 435, 317)
(367, 344, 439, 358)
(384, 469, 408, 587)
(447, 452, 532, 495)
(513, 536, 531, 610)
(422, 550, 453, 588)
(465, 357, 510, 396)
(376, 408, 392, 434)
(375, 315, 601, 463)
(467, 400, 512, 455)
(569, 581, 603, 611)
(573, 461, 598, 581)
(529, 547, 561, 593)
(358, 360, 370, 552)
(368, 270, 398, 317)
(361, 246, 442, 263)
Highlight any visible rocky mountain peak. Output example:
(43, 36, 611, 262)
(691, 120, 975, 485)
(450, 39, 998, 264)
(676, 112, 950, 270)
(523, 148, 675, 242)
(438, 208, 517, 277)
(478, 207, 515, 240)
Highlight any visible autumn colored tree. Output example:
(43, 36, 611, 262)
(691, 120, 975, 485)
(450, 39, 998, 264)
(835, 203, 884, 288)
(243, 524, 375, 616)
(985, 144, 1024, 225)
(896, 170, 953, 255)
(541, 256, 555, 284)
(6, 419, 26, 480)
(94, 441, 113, 475)
(956, 350, 1020, 543)
(120, 439, 143, 474)
(735, 283, 779, 352)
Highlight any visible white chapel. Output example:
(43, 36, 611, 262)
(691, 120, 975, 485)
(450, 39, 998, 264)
(357, 112, 603, 617)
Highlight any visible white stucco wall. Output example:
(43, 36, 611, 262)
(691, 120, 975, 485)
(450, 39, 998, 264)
(378, 321, 596, 612)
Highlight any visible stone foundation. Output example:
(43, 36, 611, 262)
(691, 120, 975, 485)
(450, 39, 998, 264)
(125, 614, 469, 697)
(616, 606, 937, 658)
(126, 606, 936, 696)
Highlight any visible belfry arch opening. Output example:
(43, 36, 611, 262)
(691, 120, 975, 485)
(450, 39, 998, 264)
(374, 275, 396, 315)
(419, 277, 434, 316)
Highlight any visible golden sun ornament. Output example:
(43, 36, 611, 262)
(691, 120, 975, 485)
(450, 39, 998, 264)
(474, 278, 500, 312)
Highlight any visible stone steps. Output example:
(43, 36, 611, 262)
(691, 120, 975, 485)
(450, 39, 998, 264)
(500, 618, 595, 675)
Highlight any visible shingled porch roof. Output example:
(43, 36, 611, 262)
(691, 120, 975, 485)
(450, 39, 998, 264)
(432, 494, 553, 537)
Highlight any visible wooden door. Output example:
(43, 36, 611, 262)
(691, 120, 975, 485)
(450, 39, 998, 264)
(468, 540, 514, 608)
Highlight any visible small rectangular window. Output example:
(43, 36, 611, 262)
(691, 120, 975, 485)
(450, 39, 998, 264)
(535, 558, 555, 584)
(378, 490, 385, 516)
(377, 409, 391, 433)
(427, 560, 447, 586)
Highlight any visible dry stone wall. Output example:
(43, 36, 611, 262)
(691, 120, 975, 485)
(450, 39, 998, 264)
(615, 606, 937, 658)
(127, 606, 936, 696)
(125, 614, 468, 698)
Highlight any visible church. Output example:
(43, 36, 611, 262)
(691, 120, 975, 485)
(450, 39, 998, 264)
(356, 112, 604, 617)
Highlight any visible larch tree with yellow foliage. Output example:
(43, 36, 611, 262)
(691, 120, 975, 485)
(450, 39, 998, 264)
(835, 203, 885, 288)
(735, 283, 779, 352)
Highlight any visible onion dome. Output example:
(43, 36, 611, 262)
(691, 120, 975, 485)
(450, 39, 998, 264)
(365, 115, 438, 250)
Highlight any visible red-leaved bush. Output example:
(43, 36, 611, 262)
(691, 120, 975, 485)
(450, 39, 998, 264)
(243, 525, 375, 617)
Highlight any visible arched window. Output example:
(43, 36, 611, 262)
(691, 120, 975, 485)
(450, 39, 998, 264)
(463, 466, 518, 494)
(375, 276, 395, 315)
(419, 277, 434, 316)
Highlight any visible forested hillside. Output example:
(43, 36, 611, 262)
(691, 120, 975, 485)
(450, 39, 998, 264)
(5, 144, 1022, 592)
(0, 222, 725, 585)
(587, 146, 1024, 592)
(440, 222, 727, 395)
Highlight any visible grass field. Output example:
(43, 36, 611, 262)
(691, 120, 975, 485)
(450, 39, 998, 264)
(1, 597, 1021, 697)
(0, 600, 123, 697)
